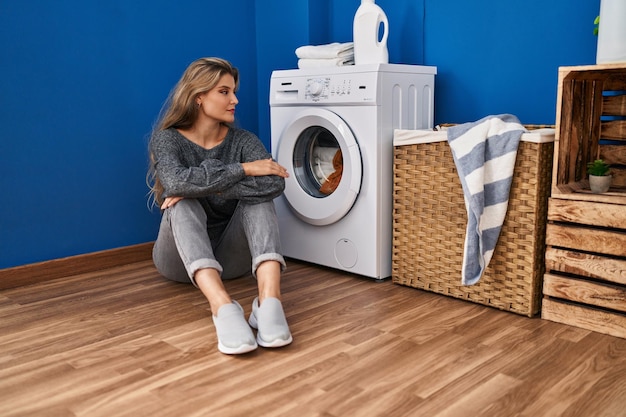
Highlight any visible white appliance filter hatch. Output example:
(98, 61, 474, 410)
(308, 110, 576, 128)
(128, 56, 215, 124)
(335, 238, 357, 268)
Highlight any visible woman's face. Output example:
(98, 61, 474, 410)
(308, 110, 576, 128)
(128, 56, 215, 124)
(196, 73, 238, 124)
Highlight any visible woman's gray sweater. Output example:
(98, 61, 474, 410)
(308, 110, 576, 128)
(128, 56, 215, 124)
(150, 127, 285, 240)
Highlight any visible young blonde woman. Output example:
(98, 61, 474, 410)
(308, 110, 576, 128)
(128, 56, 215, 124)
(148, 57, 292, 354)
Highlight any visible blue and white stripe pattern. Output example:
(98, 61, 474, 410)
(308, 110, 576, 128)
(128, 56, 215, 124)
(447, 114, 526, 285)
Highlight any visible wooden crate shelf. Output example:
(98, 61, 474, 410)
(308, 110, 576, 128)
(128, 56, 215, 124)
(542, 64, 626, 338)
(551, 63, 626, 204)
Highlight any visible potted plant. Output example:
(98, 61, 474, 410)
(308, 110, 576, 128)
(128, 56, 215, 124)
(587, 159, 612, 193)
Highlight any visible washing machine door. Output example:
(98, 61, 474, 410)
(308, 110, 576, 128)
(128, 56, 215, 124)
(276, 107, 362, 226)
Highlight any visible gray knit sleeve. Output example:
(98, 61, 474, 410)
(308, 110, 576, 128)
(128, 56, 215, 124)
(149, 128, 284, 203)
(216, 129, 285, 203)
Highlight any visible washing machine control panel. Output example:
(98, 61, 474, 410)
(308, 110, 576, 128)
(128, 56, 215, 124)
(304, 76, 374, 103)
(306, 77, 352, 101)
(270, 71, 383, 105)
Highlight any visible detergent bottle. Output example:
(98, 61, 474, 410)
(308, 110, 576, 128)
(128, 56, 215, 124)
(353, 0, 389, 65)
(596, 0, 626, 63)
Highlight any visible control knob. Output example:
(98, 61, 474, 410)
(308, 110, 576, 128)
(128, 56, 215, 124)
(309, 81, 324, 96)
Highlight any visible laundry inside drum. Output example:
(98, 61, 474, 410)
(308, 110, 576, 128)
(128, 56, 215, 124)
(293, 126, 343, 197)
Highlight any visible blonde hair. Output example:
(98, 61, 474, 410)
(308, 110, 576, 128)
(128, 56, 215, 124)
(147, 58, 239, 207)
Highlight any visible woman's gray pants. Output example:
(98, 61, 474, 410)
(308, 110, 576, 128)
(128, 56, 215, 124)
(152, 199, 286, 285)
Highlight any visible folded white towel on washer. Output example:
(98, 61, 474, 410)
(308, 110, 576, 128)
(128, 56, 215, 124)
(295, 42, 354, 59)
(298, 58, 355, 69)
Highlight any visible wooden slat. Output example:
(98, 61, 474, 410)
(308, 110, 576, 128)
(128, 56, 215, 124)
(548, 188, 626, 204)
(557, 78, 605, 185)
(545, 247, 626, 285)
(602, 94, 626, 117)
(604, 73, 626, 91)
(588, 79, 604, 169)
(561, 64, 626, 82)
(599, 144, 626, 165)
(599, 143, 626, 189)
(547, 198, 626, 228)
(543, 273, 626, 313)
(0, 242, 154, 290)
(610, 168, 626, 189)
(545, 223, 626, 257)
(600, 120, 626, 140)
(542, 297, 626, 339)
(556, 77, 575, 186)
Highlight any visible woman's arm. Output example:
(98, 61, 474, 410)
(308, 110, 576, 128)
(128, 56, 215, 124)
(216, 131, 287, 203)
(150, 130, 247, 199)
(150, 128, 287, 204)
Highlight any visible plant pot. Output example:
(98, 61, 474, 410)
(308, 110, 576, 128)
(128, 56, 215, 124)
(589, 174, 612, 193)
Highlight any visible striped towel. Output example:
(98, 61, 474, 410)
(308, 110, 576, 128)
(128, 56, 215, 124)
(447, 114, 527, 285)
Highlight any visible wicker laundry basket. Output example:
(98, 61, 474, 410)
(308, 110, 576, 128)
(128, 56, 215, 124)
(392, 125, 555, 317)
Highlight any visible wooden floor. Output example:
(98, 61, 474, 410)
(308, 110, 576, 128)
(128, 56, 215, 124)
(1, 259, 625, 417)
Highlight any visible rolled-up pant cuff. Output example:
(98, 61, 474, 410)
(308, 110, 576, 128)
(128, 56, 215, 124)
(188, 259, 223, 287)
(252, 253, 286, 279)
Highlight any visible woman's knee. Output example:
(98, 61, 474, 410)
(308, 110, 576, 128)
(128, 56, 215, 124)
(169, 198, 206, 219)
(239, 201, 278, 226)
(152, 253, 192, 284)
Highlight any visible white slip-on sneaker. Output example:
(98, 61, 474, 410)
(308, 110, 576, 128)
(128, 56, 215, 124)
(212, 300, 258, 355)
(248, 297, 293, 348)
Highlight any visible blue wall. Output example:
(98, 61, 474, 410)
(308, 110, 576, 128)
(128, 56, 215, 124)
(0, 0, 259, 268)
(0, 0, 600, 269)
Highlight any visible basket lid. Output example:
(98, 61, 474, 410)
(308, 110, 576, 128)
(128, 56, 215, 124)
(393, 127, 555, 146)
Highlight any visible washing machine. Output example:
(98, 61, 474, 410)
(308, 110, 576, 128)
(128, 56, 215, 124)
(270, 63, 436, 279)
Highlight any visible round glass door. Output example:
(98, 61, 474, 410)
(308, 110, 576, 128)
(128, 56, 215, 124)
(276, 108, 362, 226)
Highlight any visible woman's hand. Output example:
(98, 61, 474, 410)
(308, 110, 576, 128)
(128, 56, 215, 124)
(161, 196, 184, 210)
(241, 158, 289, 178)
